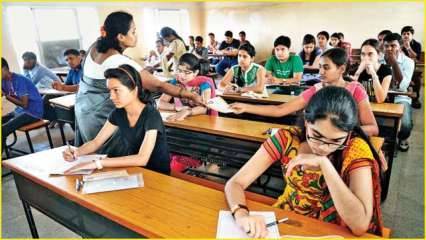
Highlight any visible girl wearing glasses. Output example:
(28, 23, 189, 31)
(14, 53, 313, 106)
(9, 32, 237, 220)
(219, 43, 267, 94)
(63, 64, 170, 175)
(158, 53, 217, 121)
(225, 86, 384, 238)
(230, 48, 378, 136)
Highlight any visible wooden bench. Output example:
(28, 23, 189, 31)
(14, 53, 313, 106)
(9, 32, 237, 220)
(171, 170, 392, 238)
(17, 119, 54, 153)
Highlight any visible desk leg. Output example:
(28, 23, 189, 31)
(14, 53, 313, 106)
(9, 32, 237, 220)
(22, 200, 39, 238)
(59, 123, 67, 145)
(381, 117, 399, 202)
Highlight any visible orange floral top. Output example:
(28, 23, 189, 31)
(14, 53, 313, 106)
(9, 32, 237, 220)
(262, 128, 383, 236)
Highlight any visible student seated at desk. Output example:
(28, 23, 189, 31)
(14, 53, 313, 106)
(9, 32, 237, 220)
(225, 87, 384, 237)
(215, 30, 241, 76)
(317, 31, 332, 53)
(22, 51, 60, 89)
(265, 35, 304, 85)
(299, 34, 321, 69)
(231, 48, 379, 136)
(401, 26, 422, 61)
(52, 49, 82, 93)
(219, 44, 266, 94)
(2, 58, 43, 152)
(380, 33, 414, 151)
(351, 39, 392, 103)
(63, 64, 170, 175)
(158, 53, 216, 121)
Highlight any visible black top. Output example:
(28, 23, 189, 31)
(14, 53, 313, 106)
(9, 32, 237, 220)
(358, 64, 392, 101)
(219, 39, 241, 59)
(108, 104, 170, 174)
(402, 39, 422, 60)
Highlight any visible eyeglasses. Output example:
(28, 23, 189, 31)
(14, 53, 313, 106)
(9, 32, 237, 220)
(176, 68, 194, 75)
(306, 133, 347, 150)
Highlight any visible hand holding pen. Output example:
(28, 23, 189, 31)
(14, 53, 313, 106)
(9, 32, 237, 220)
(63, 143, 78, 162)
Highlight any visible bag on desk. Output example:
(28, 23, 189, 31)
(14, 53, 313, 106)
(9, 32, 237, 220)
(170, 154, 202, 172)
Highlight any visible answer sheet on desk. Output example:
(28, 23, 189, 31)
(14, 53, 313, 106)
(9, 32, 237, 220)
(216, 210, 280, 238)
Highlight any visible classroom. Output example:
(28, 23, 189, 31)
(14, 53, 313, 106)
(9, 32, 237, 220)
(1, 0, 424, 238)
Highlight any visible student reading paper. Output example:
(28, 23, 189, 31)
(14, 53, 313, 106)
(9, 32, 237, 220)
(63, 64, 170, 175)
(225, 86, 384, 238)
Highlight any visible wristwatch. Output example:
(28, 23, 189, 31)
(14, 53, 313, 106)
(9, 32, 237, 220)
(93, 158, 103, 170)
(231, 204, 249, 218)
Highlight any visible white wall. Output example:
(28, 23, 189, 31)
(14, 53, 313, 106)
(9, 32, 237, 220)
(203, 1, 424, 62)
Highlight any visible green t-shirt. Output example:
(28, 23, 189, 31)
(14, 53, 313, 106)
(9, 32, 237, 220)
(265, 54, 304, 79)
(231, 63, 261, 87)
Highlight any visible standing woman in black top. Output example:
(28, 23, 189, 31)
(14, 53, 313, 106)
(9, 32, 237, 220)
(63, 64, 170, 175)
(351, 39, 392, 103)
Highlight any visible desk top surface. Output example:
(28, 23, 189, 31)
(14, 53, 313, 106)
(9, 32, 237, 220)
(2, 147, 378, 238)
(220, 93, 404, 118)
(39, 88, 73, 96)
(164, 114, 384, 151)
(49, 93, 76, 108)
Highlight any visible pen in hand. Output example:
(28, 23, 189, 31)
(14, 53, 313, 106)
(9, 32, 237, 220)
(66, 142, 76, 161)
(265, 217, 288, 228)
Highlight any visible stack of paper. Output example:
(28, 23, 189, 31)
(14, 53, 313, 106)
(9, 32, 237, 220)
(81, 170, 144, 194)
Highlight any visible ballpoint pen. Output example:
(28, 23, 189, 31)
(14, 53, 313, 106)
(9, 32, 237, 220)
(66, 142, 76, 161)
(266, 217, 289, 228)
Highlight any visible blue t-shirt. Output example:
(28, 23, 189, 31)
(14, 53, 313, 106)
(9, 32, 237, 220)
(2, 73, 44, 118)
(65, 65, 82, 85)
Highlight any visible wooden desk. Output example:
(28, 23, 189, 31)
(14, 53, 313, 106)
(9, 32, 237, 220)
(164, 115, 383, 154)
(220, 93, 404, 118)
(2, 147, 378, 238)
(38, 88, 73, 96)
(50, 66, 69, 81)
(186, 93, 400, 202)
(49, 94, 76, 109)
(49, 94, 76, 144)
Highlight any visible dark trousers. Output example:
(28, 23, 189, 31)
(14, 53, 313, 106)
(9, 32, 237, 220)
(2, 112, 39, 153)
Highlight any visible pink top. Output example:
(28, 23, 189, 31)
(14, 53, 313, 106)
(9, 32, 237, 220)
(301, 81, 368, 104)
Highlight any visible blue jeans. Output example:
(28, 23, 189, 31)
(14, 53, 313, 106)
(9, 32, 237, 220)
(2, 112, 39, 152)
(397, 101, 413, 140)
(215, 57, 238, 76)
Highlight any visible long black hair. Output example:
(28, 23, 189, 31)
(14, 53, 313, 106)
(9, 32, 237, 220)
(160, 26, 188, 51)
(96, 11, 134, 53)
(104, 64, 152, 104)
(299, 86, 382, 176)
(300, 34, 318, 66)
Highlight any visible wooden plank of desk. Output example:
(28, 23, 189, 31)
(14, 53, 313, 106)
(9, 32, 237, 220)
(38, 88, 73, 96)
(164, 114, 290, 142)
(2, 147, 378, 238)
(370, 102, 404, 118)
(49, 94, 76, 109)
(164, 115, 383, 151)
(221, 94, 404, 118)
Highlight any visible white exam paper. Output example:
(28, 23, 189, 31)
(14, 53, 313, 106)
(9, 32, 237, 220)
(216, 210, 280, 239)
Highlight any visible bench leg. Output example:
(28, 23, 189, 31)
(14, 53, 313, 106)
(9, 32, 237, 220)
(44, 126, 54, 149)
(24, 131, 35, 153)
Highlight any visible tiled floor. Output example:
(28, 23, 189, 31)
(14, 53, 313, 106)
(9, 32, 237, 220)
(2, 100, 424, 237)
